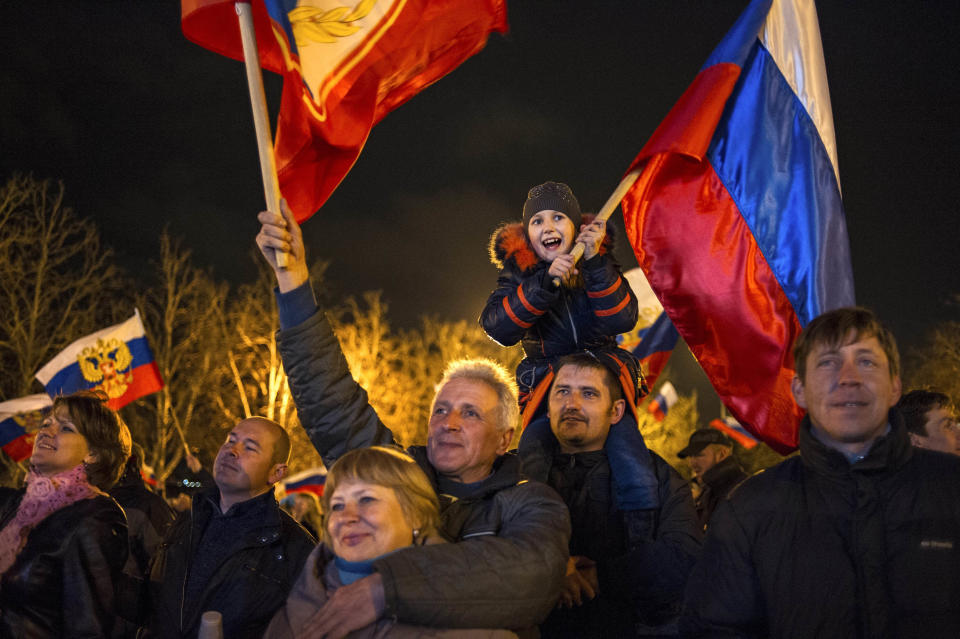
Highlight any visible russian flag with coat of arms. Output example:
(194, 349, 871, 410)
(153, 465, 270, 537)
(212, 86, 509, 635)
(621, 0, 854, 453)
(35, 310, 164, 411)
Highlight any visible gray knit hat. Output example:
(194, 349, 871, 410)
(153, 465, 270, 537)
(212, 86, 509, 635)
(522, 181, 582, 230)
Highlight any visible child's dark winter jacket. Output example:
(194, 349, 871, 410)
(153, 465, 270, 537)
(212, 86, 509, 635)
(480, 216, 644, 421)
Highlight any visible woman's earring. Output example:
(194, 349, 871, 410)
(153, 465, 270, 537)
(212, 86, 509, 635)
(412, 529, 420, 542)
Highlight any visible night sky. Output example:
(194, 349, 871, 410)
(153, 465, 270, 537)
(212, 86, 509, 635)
(2, 1, 958, 361)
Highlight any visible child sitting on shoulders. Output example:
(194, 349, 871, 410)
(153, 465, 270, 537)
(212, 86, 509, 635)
(480, 181, 659, 510)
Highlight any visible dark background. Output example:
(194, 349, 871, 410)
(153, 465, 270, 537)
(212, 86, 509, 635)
(2, 0, 957, 359)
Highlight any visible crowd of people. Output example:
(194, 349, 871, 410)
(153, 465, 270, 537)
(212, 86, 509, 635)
(1, 182, 958, 638)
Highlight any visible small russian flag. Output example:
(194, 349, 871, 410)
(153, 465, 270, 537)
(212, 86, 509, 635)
(0, 394, 53, 462)
(35, 310, 164, 411)
(282, 467, 327, 498)
(647, 382, 679, 422)
(709, 416, 759, 450)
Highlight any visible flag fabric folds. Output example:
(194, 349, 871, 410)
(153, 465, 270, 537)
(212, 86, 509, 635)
(620, 0, 853, 453)
(647, 382, 678, 422)
(619, 267, 680, 388)
(0, 394, 52, 462)
(182, 0, 508, 222)
(282, 467, 327, 497)
(35, 310, 164, 411)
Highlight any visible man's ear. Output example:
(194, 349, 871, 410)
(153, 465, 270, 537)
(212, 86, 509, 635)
(497, 428, 515, 455)
(791, 376, 807, 409)
(269, 463, 288, 485)
(890, 375, 902, 406)
(610, 399, 626, 425)
(908, 432, 925, 449)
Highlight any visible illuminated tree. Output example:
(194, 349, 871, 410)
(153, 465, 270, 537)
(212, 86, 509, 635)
(907, 309, 960, 401)
(127, 233, 229, 488)
(0, 175, 123, 400)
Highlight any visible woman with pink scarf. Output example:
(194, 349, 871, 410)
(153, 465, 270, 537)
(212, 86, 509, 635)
(0, 391, 131, 638)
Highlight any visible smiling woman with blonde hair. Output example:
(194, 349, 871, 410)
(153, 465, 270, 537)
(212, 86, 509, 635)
(0, 390, 131, 637)
(265, 445, 516, 638)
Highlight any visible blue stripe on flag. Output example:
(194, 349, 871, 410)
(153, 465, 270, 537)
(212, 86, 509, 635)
(0, 416, 26, 446)
(706, 42, 853, 324)
(631, 312, 680, 360)
(702, 0, 771, 69)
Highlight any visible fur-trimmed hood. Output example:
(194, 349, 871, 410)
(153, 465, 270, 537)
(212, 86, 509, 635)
(488, 213, 617, 272)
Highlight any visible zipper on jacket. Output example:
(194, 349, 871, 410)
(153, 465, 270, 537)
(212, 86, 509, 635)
(179, 505, 194, 632)
(562, 293, 579, 346)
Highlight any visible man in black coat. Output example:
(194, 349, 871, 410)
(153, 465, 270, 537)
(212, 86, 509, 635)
(677, 429, 747, 529)
(519, 352, 703, 638)
(145, 417, 314, 639)
(255, 202, 570, 637)
(681, 307, 960, 638)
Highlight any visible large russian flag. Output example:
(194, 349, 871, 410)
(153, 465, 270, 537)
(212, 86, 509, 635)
(621, 0, 854, 453)
(0, 394, 52, 462)
(35, 310, 164, 411)
(182, 0, 507, 222)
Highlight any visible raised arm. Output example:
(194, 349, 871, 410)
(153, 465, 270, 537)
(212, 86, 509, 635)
(257, 201, 394, 465)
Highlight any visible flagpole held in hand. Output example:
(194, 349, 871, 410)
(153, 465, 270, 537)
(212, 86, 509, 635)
(235, 1, 287, 268)
(552, 169, 642, 286)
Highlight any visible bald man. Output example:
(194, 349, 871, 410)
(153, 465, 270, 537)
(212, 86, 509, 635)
(145, 418, 315, 639)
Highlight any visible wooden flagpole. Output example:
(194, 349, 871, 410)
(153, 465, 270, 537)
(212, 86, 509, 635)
(235, 1, 288, 268)
(553, 168, 642, 286)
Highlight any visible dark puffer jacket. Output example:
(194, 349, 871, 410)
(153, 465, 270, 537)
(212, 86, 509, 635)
(145, 488, 314, 639)
(681, 410, 960, 638)
(277, 309, 571, 631)
(480, 218, 642, 417)
(0, 491, 128, 638)
(521, 430, 702, 637)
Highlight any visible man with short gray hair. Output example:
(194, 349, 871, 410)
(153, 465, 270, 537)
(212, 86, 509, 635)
(257, 202, 570, 637)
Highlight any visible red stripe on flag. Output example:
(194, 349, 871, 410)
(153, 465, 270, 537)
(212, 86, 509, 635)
(106, 362, 165, 411)
(709, 418, 759, 450)
(623, 152, 803, 454)
(639, 350, 673, 389)
(2, 433, 36, 462)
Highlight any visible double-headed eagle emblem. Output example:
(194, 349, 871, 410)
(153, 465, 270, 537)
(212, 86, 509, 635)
(78, 338, 134, 399)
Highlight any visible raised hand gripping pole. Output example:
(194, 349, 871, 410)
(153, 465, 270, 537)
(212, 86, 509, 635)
(552, 169, 642, 286)
(236, 1, 288, 268)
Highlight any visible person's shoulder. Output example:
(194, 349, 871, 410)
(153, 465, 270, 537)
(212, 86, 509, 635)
(276, 503, 319, 551)
(53, 495, 128, 547)
(907, 448, 960, 481)
(725, 456, 802, 507)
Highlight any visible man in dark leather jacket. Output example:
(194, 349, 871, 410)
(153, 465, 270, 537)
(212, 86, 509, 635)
(520, 352, 702, 638)
(681, 307, 960, 638)
(145, 417, 314, 639)
(256, 202, 570, 637)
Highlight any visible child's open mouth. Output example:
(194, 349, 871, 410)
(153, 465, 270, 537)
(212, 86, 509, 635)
(542, 237, 562, 249)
